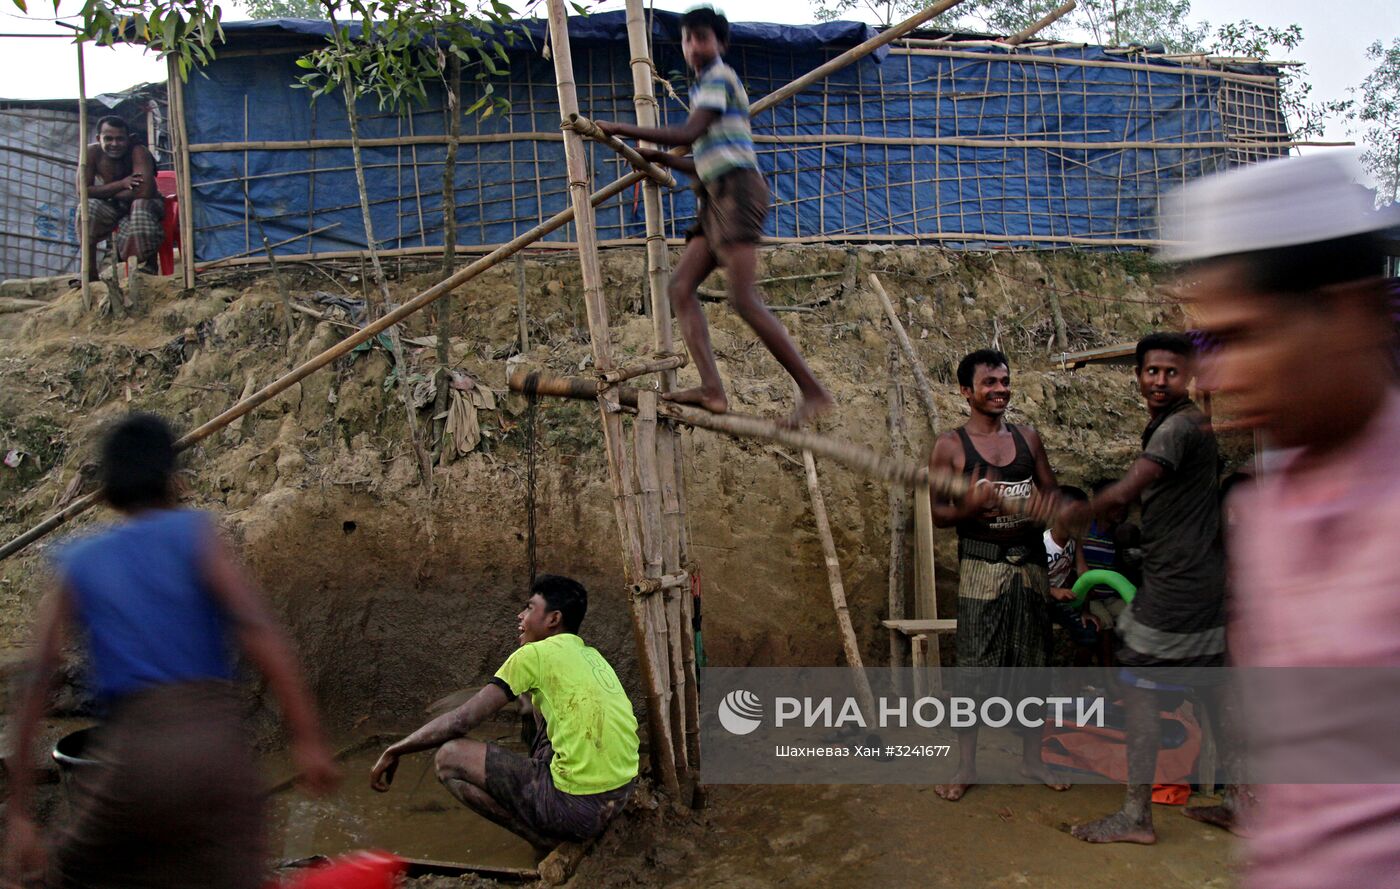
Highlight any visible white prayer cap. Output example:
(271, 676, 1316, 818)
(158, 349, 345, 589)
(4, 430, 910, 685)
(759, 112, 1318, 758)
(1158, 151, 1400, 263)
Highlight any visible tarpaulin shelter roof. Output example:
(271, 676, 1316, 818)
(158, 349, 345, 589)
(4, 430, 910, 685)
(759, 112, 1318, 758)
(180, 13, 1291, 265)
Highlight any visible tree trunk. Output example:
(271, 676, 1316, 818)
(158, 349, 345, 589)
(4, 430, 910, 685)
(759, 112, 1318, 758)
(433, 55, 461, 452)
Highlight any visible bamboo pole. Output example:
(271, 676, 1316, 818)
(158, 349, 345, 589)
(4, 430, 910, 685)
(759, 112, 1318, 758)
(868, 274, 940, 436)
(566, 114, 676, 188)
(1, 0, 966, 563)
(515, 254, 529, 353)
(545, 0, 678, 801)
(168, 58, 196, 290)
(755, 0, 972, 113)
(635, 393, 687, 781)
(889, 45, 1284, 84)
(507, 370, 938, 491)
(184, 130, 1340, 153)
(1003, 0, 1076, 46)
(885, 347, 909, 691)
(625, 0, 698, 794)
(76, 41, 91, 311)
(800, 446, 876, 717)
(599, 353, 687, 384)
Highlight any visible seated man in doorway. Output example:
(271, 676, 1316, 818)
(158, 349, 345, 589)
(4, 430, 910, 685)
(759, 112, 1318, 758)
(82, 115, 164, 280)
(370, 575, 638, 851)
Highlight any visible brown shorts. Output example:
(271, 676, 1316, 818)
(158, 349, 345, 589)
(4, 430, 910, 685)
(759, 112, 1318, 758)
(52, 682, 265, 889)
(483, 726, 633, 844)
(686, 167, 770, 248)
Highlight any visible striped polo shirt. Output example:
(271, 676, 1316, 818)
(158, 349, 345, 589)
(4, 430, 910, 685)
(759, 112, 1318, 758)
(690, 59, 759, 184)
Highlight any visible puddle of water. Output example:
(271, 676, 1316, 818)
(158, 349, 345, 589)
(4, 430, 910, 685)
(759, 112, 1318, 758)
(267, 738, 536, 870)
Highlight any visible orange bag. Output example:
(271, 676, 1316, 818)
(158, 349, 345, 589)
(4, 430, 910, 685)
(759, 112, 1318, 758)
(268, 851, 407, 889)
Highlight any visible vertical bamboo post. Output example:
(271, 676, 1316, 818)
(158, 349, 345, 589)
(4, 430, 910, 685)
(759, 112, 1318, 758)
(635, 393, 687, 780)
(625, 0, 699, 787)
(76, 41, 91, 310)
(168, 58, 196, 290)
(886, 346, 909, 692)
(801, 447, 876, 717)
(546, 0, 678, 800)
(869, 273, 940, 436)
(515, 254, 529, 353)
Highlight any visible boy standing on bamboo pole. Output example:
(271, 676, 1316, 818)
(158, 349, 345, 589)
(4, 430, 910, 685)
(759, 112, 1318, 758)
(595, 5, 833, 428)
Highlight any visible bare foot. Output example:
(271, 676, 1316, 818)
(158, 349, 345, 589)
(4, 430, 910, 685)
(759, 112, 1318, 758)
(1019, 762, 1070, 791)
(1069, 812, 1156, 844)
(662, 386, 728, 414)
(934, 769, 976, 801)
(780, 386, 834, 429)
(1184, 804, 1248, 837)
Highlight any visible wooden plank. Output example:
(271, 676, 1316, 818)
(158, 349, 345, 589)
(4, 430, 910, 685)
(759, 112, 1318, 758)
(883, 619, 958, 634)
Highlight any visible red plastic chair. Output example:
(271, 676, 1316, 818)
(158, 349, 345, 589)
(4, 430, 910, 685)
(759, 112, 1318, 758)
(155, 169, 179, 276)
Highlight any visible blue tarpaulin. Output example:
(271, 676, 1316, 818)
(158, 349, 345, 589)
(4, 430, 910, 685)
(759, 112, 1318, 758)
(183, 11, 1287, 262)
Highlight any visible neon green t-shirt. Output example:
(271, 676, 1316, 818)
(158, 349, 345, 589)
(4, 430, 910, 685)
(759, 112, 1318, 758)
(493, 633, 639, 795)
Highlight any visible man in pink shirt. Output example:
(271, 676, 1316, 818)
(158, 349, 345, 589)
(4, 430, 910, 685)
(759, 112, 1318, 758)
(1166, 152, 1400, 888)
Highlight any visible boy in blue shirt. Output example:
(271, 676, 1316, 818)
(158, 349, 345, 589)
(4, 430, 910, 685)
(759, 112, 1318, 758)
(596, 5, 832, 428)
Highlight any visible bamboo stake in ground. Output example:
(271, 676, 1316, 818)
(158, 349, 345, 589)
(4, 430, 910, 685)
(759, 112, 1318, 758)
(801, 446, 876, 717)
(869, 273, 940, 436)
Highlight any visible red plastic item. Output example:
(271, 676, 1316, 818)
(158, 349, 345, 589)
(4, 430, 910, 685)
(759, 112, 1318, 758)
(154, 170, 179, 276)
(267, 850, 408, 889)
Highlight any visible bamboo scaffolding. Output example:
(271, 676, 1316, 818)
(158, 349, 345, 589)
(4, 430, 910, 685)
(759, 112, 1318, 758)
(1003, 0, 1076, 46)
(625, 0, 698, 794)
(545, 0, 680, 802)
(801, 446, 877, 716)
(76, 41, 90, 311)
(2, 0, 1039, 563)
(566, 114, 675, 188)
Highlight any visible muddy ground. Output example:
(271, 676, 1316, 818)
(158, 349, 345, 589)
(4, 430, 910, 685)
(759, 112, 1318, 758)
(0, 245, 1243, 885)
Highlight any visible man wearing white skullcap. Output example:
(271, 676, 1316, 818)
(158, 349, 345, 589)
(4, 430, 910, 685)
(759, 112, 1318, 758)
(1162, 152, 1400, 887)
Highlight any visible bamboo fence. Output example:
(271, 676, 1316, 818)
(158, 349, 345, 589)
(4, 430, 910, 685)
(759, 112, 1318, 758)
(168, 9, 1312, 273)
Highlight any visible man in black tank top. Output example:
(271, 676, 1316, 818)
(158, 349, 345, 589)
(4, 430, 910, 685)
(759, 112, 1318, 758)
(928, 349, 1067, 802)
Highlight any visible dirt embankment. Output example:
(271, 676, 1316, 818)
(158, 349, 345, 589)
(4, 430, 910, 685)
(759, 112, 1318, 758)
(0, 245, 1233, 731)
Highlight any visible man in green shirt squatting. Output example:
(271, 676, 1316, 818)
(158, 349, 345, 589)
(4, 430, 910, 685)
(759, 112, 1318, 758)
(370, 575, 638, 850)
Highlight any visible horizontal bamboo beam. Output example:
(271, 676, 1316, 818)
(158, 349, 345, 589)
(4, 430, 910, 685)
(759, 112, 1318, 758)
(889, 45, 1283, 83)
(508, 370, 933, 490)
(631, 571, 690, 595)
(600, 353, 688, 385)
(567, 114, 676, 188)
(189, 132, 566, 153)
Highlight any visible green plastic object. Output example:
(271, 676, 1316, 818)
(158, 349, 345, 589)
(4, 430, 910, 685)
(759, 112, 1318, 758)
(1069, 569, 1136, 607)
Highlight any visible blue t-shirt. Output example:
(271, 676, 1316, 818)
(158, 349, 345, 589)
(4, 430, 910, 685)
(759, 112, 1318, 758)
(54, 509, 236, 704)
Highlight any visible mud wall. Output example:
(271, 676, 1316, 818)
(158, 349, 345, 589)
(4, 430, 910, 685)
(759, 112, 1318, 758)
(0, 245, 1228, 730)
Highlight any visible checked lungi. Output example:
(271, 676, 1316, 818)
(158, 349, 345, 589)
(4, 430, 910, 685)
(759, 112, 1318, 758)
(88, 196, 165, 263)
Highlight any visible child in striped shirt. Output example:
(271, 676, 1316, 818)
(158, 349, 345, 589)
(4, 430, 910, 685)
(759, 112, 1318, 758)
(596, 5, 832, 428)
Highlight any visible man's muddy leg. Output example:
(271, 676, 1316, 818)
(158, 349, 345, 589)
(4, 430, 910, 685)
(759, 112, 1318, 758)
(1184, 685, 1252, 834)
(434, 739, 554, 852)
(662, 238, 727, 414)
(1070, 684, 1157, 843)
(935, 727, 978, 801)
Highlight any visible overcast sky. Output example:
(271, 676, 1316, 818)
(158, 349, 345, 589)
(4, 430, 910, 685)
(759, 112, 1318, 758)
(2, 0, 1395, 146)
